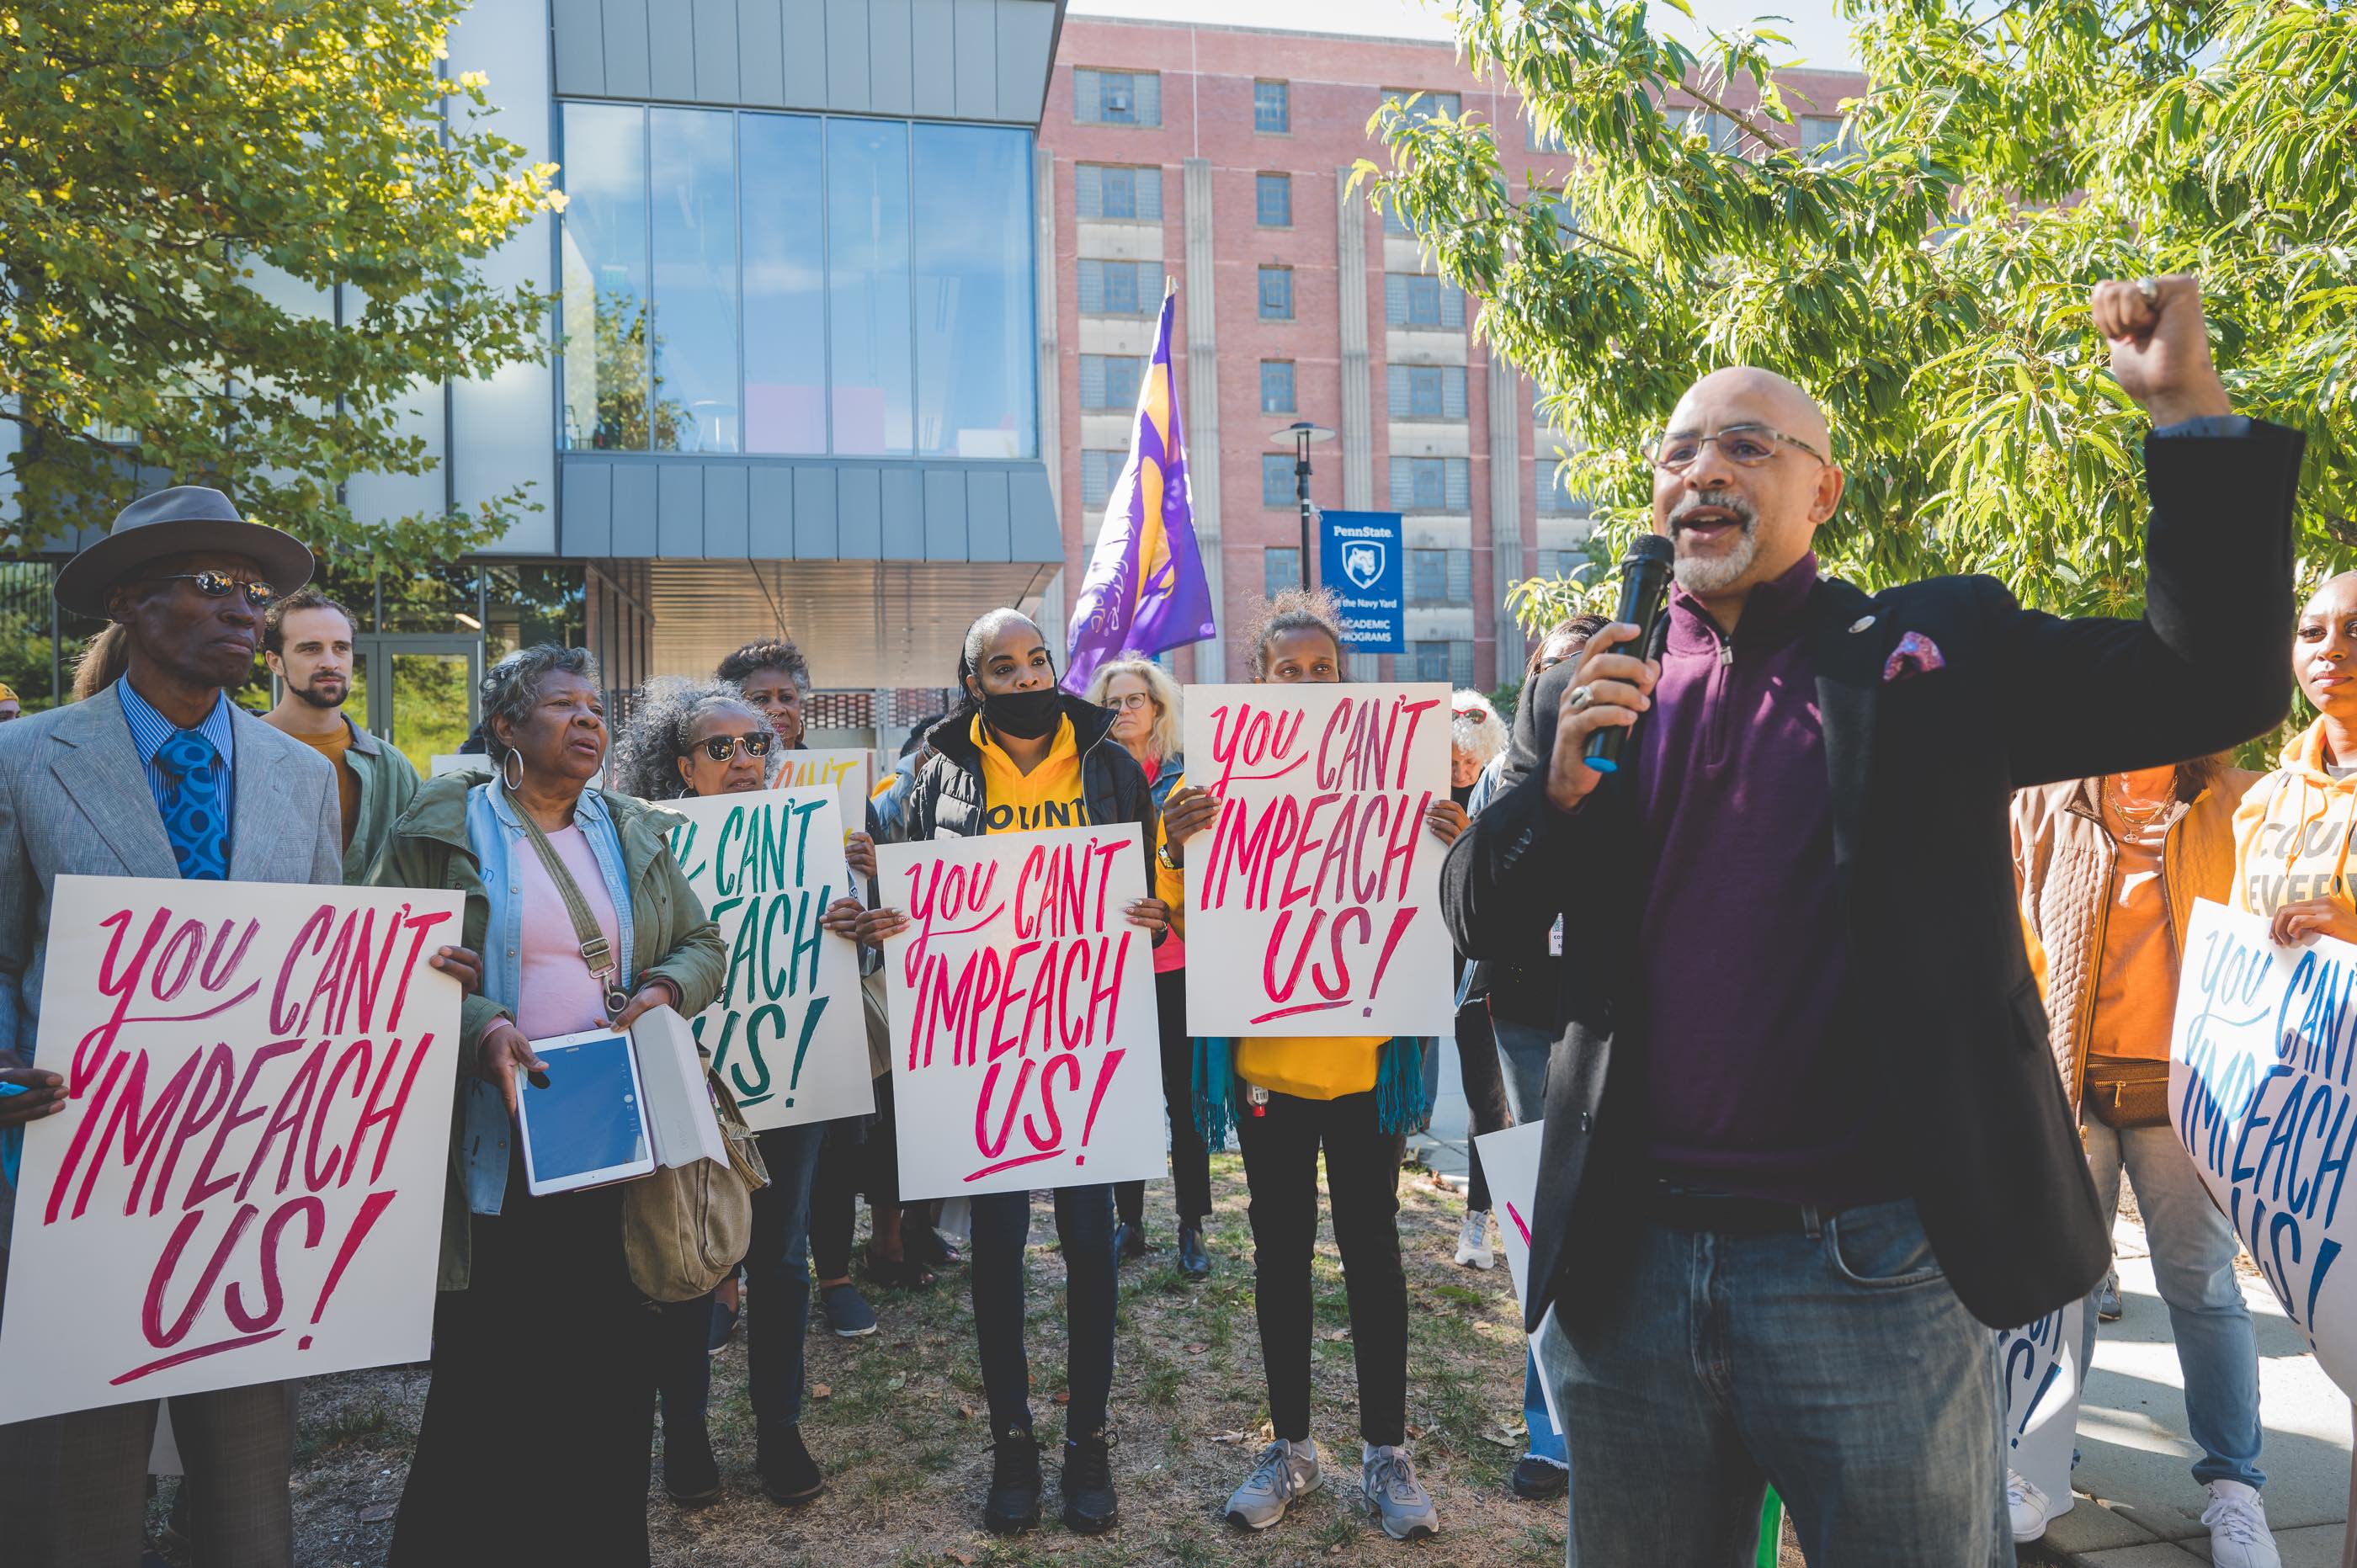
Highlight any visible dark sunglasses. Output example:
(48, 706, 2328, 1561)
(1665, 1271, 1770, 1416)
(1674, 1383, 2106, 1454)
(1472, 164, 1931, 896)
(139, 570, 275, 608)
(690, 732, 774, 763)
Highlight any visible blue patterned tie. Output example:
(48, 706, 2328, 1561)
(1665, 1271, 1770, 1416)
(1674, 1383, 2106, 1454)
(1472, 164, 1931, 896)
(155, 728, 228, 880)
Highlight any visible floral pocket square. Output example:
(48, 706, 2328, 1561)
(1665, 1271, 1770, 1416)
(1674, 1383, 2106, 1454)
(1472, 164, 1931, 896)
(1881, 631, 1946, 683)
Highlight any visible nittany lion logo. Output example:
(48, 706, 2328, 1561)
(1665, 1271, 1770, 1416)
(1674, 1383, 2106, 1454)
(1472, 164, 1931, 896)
(1342, 541, 1386, 590)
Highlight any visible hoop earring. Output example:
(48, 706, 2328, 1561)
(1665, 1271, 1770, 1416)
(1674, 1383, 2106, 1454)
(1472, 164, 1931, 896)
(502, 751, 524, 791)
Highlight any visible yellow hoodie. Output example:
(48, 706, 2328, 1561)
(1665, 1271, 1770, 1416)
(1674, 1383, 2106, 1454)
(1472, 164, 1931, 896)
(2231, 717, 2357, 918)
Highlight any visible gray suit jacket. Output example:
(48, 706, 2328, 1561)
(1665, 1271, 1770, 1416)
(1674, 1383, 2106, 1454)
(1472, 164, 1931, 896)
(0, 683, 344, 1062)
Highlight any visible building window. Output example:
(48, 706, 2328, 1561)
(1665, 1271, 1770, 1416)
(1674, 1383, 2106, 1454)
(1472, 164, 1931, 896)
(1383, 194, 1412, 237)
(1076, 163, 1163, 221)
(1081, 449, 1123, 508)
(1264, 546, 1301, 595)
(1076, 68, 1161, 126)
(1527, 116, 1568, 152)
(1077, 258, 1154, 315)
(1258, 267, 1294, 321)
(1389, 89, 1462, 123)
(1079, 353, 1146, 412)
(559, 105, 1036, 460)
(1389, 455, 1471, 512)
(1387, 364, 1467, 420)
(1256, 172, 1292, 228)
(1255, 80, 1290, 134)
(1536, 461, 1583, 515)
(1263, 452, 1296, 507)
(1386, 274, 1465, 329)
(1801, 114, 1858, 162)
(1408, 548, 1472, 606)
(1413, 640, 1473, 686)
(1259, 360, 1296, 413)
(1535, 547, 1591, 581)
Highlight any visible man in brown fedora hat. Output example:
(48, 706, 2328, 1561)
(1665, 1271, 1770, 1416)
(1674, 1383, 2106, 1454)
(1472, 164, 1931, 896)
(0, 485, 344, 1566)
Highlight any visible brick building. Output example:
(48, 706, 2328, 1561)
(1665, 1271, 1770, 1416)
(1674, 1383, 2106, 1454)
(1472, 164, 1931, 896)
(1035, 16, 1865, 687)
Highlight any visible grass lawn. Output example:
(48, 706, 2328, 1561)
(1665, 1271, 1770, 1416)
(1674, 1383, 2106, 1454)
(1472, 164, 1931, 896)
(253, 1151, 1583, 1566)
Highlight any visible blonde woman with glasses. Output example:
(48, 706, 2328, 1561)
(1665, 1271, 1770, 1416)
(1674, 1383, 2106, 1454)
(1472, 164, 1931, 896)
(1083, 656, 1212, 1278)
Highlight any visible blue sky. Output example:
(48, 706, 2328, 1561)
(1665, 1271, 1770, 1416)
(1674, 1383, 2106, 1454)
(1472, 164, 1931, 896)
(1065, 0, 1863, 71)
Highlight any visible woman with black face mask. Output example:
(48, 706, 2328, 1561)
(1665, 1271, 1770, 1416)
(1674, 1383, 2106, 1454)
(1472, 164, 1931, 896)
(857, 608, 1169, 1540)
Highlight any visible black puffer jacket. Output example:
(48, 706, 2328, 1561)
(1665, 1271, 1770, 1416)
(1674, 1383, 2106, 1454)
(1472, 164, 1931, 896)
(910, 694, 1160, 886)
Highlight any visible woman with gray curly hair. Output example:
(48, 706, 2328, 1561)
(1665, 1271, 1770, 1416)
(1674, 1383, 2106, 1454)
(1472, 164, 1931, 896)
(608, 675, 781, 800)
(375, 643, 729, 1564)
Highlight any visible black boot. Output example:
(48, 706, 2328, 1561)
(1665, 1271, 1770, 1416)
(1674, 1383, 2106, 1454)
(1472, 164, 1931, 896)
(1112, 1220, 1147, 1261)
(983, 1421, 1043, 1534)
(1061, 1431, 1118, 1535)
(662, 1415, 721, 1506)
(757, 1422, 824, 1507)
(1176, 1220, 1210, 1280)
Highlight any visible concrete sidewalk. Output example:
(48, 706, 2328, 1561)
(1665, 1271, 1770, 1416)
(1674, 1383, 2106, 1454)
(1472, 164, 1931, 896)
(1410, 1033, 2354, 1566)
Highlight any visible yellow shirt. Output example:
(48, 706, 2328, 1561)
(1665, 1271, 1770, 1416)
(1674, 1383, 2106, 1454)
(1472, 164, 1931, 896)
(1158, 775, 1384, 1100)
(973, 714, 1086, 834)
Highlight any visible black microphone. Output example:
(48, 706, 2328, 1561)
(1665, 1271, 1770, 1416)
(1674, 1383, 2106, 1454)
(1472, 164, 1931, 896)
(1583, 533, 1677, 775)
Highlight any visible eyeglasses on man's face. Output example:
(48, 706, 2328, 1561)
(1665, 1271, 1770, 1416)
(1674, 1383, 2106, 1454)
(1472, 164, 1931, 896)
(689, 732, 774, 763)
(1101, 692, 1154, 714)
(1641, 423, 1828, 474)
(139, 571, 276, 608)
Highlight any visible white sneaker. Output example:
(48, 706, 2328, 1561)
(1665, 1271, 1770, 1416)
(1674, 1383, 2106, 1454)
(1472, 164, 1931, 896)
(2005, 1468, 2051, 1542)
(1454, 1210, 1494, 1270)
(2203, 1480, 2282, 1568)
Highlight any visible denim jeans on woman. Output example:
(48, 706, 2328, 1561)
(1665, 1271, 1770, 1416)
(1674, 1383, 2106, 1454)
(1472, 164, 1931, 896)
(1540, 1197, 2009, 1565)
(657, 1122, 827, 1436)
(1491, 1015, 1565, 1469)
(2081, 1117, 2264, 1489)
(971, 1184, 1117, 1438)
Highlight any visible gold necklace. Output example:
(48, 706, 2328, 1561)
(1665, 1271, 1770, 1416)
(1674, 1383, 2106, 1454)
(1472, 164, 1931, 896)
(2106, 776, 2173, 832)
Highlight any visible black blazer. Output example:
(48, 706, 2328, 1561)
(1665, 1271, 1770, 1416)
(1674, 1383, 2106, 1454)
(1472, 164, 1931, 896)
(1444, 423, 2305, 1333)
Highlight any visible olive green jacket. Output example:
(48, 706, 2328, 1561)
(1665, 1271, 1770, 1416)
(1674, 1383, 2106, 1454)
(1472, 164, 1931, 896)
(372, 771, 726, 1289)
(339, 720, 423, 885)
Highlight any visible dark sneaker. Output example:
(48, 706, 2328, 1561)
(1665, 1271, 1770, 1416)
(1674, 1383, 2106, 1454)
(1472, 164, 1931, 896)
(983, 1422, 1043, 1535)
(662, 1417, 721, 1506)
(820, 1280, 878, 1338)
(1509, 1454, 1567, 1502)
(1225, 1437, 1322, 1529)
(1361, 1444, 1438, 1540)
(1177, 1221, 1210, 1280)
(1061, 1431, 1118, 1534)
(757, 1422, 824, 1508)
(905, 1222, 963, 1271)
(1113, 1220, 1148, 1261)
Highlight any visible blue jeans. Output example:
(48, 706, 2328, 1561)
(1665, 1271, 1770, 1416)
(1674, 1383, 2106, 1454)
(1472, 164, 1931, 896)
(1492, 1017, 1564, 1468)
(657, 1122, 826, 1437)
(1540, 1198, 2009, 1565)
(971, 1184, 1116, 1439)
(2082, 1118, 2264, 1489)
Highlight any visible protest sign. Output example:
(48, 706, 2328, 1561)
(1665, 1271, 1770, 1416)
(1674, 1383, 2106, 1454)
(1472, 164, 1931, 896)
(1996, 1305, 2085, 1517)
(662, 789, 871, 1133)
(1178, 683, 1455, 1038)
(774, 747, 875, 837)
(1470, 1120, 1567, 1438)
(2170, 899, 2357, 1394)
(1319, 511, 1406, 654)
(0, 875, 465, 1423)
(877, 824, 1164, 1199)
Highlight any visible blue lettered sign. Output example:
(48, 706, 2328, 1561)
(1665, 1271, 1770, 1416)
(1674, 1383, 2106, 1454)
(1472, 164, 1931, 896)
(2171, 899, 2357, 1395)
(1320, 509, 1405, 655)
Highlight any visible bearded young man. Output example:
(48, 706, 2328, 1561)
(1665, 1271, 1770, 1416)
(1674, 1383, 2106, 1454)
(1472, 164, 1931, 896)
(1442, 276, 2303, 1564)
(260, 587, 422, 883)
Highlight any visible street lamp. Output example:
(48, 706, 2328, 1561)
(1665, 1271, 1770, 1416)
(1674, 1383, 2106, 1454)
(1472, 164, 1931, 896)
(1269, 420, 1334, 592)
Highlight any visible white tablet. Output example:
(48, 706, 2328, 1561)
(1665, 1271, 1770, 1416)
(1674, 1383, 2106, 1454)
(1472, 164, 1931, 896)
(516, 1028, 656, 1195)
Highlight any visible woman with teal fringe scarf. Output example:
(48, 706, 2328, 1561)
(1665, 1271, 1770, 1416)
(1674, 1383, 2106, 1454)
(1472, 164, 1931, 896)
(1155, 588, 1467, 1544)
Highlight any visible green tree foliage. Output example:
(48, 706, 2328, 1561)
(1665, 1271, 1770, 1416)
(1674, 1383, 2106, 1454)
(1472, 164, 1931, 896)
(0, 0, 560, 566)
(1365, 0, 2357, 635)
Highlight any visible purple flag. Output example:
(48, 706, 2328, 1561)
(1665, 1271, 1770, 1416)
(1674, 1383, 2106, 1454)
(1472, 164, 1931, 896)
(1063, 287, 1215, 693)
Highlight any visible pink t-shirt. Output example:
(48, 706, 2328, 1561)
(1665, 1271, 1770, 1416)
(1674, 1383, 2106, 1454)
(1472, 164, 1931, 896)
(516, 823, 624, 1039)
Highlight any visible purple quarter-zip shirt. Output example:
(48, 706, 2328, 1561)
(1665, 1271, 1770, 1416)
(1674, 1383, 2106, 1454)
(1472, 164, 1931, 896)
(1633, 552, 1894, 1206)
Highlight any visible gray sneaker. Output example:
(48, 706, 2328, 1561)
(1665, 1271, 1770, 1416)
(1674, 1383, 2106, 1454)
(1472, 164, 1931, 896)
(1224, 1438, 1322, 1529)
(1361, 1444, 1438, 1540)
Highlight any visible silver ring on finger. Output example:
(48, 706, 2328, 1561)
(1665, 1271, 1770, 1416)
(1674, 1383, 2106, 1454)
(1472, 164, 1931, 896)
(2136, 275, 2160, 306)
(1567, 684, 1594, 713)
